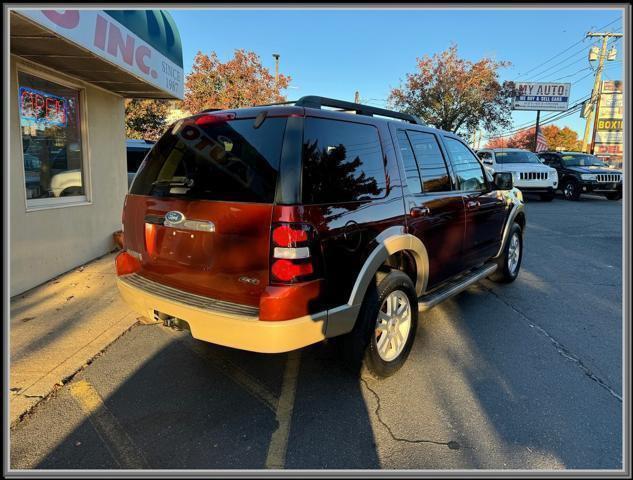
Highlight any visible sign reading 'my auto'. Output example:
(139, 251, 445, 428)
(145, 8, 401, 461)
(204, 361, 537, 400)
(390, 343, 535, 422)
(511, 82, 571, 111)
(19, 10, 184, 99)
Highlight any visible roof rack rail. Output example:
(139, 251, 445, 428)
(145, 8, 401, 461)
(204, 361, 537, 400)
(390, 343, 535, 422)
(251, 96, 425, 125)
(295, 96, 425, 125)
(255, 100, 297, 107)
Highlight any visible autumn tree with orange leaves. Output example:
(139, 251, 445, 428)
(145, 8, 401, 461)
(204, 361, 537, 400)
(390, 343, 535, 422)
(183, 50, 291, 113)
(485, 125, 582, 151)
(389, 45, 513, 136)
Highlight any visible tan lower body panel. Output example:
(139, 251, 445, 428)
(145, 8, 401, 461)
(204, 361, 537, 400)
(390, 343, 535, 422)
(117, 277, 328, 354)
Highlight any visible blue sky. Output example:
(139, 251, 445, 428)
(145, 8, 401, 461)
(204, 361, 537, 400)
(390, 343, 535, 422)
(169, 8, 624, 142)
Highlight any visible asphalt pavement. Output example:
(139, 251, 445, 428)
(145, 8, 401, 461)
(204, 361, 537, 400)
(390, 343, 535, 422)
(10, 193, 623, 471)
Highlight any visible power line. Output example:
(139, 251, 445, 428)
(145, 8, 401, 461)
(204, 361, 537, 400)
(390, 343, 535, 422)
(485, 96, 590, 140)
(515, 17, 621, 79)
(525, 40, 599, 81)
(550, 67, 592, 82)
(494, 88, 592, 136)
(484, 107, 583, 143)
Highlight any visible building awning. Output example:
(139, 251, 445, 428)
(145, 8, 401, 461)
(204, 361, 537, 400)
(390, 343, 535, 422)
(10, 9, 184, 99)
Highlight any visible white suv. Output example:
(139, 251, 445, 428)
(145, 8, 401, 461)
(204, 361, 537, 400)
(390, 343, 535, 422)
(477, 148, 558, 201)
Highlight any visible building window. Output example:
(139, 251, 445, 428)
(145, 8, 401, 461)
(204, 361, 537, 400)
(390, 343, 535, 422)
(18, 71, 86, 207)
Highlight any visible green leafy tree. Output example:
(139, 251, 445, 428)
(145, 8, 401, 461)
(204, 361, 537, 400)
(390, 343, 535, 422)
(389, 44, 513, 136)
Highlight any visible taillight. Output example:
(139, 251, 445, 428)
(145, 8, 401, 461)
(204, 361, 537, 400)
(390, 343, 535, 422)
(271, 259, 314, 282)
(270, 223, 319, 284)
(115, 250, 141, 276)
(194, 112, 236, 126)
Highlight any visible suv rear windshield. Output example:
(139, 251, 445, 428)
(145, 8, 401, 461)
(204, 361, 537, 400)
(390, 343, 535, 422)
(495, 151, 542, 164)
(130, 117, 287, 203)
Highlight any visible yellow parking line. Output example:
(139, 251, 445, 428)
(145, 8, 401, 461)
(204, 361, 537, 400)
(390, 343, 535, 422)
(183, 337, 279, 413)
(265, 350, 301, 469)
(70, 380, 148, 469)
(162, 326, 278, 412)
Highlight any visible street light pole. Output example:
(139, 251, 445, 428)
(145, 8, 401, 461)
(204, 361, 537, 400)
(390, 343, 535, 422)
(272, 53, 280, 87)
(581, 32, 622, 153)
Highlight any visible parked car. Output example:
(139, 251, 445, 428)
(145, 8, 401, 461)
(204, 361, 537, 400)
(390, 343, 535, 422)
(126, 139, 155, 187)
(49, 169, 83, 197)
(537, 151, 622, 201)
(476, 148, 558, 201)
(115, 96, 525, 378)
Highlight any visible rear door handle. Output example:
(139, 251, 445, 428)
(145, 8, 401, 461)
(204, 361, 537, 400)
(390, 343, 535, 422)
(466, 200, 480, 210)
(410, 206, 430, 218)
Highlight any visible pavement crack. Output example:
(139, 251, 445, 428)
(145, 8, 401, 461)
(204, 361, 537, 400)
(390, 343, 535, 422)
(360, 376, 462, 450)
(484, 286, 622, 403)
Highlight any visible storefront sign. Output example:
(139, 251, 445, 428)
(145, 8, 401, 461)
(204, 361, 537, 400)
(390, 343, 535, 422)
(511, 82, 571, 111)
(597, 93, 623, 119)
(19, 86, 67, 127)
(593, 80, 623, 167)
(596, 118, 623, 131)
(19, 9, 184, 98)
(594, 131, 623, 144)
(594, 143, 623, 156)
(602, 80, 623, 94)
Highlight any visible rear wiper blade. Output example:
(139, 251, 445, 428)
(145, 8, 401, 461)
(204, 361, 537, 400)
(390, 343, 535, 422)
(151, 179, 191, 187)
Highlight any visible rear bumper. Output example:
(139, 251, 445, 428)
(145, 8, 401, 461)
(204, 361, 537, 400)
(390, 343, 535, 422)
(117, 274, 330, 353)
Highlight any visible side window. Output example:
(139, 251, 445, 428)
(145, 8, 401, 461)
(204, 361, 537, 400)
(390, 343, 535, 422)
(302, 118, 387, 204)
(407, 131, 452, 192)
(443, 137, 486, 192)
(477, 151, 492, 160)
(395, 130, 422, 194)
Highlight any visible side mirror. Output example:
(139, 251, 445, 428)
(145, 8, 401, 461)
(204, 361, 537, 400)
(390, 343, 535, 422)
(494, 172, 513, 190)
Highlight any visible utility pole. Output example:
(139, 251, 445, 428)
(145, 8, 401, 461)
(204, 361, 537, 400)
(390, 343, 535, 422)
(354, 91, 360, 103)
(272, 53, 280, 86)
(581, 32, 622, 153)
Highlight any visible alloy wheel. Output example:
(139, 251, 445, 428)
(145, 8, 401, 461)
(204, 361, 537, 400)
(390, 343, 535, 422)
(508, 232, 521, 275)
(375, 290, 412, 362)
(564, 182, 575, 199)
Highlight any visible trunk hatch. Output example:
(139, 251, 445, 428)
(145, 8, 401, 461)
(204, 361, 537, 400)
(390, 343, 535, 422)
(124, 114, 289, 306)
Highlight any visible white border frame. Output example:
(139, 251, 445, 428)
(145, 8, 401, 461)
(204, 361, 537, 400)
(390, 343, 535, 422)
(13, 57, 93, 212)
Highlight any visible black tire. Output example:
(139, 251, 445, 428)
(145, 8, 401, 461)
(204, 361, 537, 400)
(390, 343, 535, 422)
(337, 270, 418, 379)
(606, 192, 622, 201)
(540, 192, 554, 202)
(489, 223, 523, 283)
(60, 186, 83, 197)
(562, 178, 581, 201)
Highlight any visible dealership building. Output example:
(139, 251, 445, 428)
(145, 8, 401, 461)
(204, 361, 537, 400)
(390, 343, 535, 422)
(9, 9, 184, 295)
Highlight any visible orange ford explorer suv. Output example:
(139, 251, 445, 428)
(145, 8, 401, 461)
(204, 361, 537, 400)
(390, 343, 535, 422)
(116, 96, 525, 377)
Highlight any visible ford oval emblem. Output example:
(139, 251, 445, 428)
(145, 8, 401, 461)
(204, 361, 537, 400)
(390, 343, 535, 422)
(165, 211, 185, 224)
